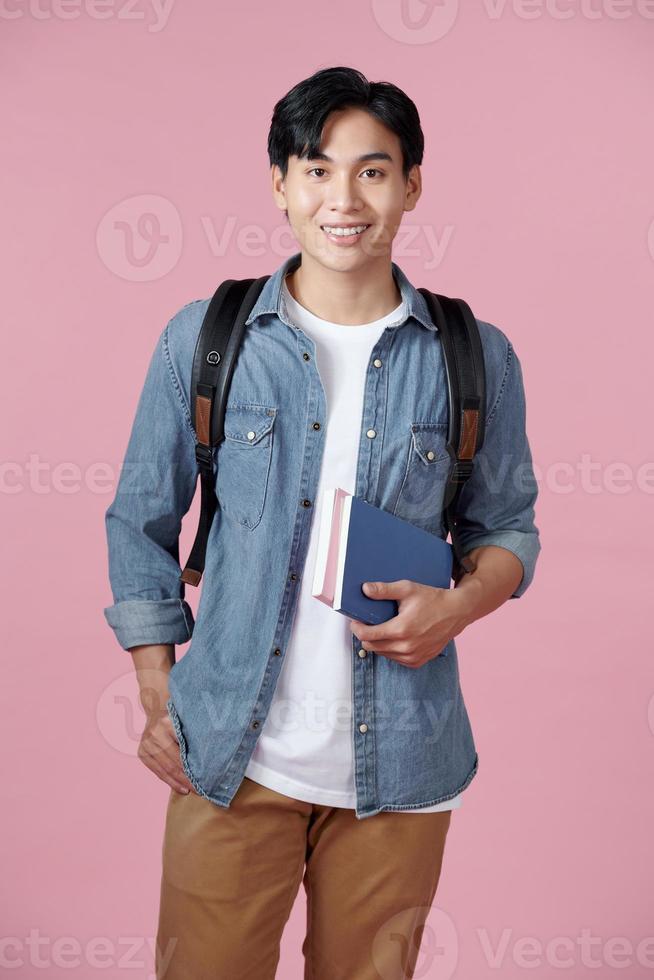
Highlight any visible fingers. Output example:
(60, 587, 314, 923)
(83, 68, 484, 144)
(374, 651, 423, 669)
(138, 716, 199, 795)
(351, 625, 407, 644)
(140, 746, 195, 795)
(355, 637, 411, 654)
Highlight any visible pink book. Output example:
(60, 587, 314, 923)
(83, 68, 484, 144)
(311, 487, 351, 606)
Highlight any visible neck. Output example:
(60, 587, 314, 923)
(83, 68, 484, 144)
(285, 251, 402, 326)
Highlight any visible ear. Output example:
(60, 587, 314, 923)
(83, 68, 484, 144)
(271, 164, 287, 213)
(404, 164, 421, 212)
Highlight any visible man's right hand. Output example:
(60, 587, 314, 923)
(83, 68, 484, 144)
(137, 701, 199, 796)
(129, 643, 199, 796)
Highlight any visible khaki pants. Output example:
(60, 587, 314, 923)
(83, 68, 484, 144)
(155, 776, 453, 980)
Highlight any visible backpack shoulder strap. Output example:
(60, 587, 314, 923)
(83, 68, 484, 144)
(417, 290, 486, 584)
(181, 275, 270, 586)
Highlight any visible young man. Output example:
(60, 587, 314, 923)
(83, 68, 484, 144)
(103, 67, 540, 980)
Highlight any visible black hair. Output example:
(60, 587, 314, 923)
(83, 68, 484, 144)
(267, 66, 424, 182)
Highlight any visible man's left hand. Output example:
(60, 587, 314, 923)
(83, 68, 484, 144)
(349, 579, 473, 669)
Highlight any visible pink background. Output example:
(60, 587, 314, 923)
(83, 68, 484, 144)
(2, 2, 653, 977)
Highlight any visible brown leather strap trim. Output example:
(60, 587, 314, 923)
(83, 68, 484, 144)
(181, 567, 202, 586)
(458, 408, 478, 460)
(195, 394, 212, 446)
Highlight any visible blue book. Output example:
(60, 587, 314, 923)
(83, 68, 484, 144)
(312, 488, 453, 626)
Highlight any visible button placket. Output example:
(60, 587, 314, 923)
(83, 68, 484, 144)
(349, 338, 392, 812)
(276, 333, 326, 675)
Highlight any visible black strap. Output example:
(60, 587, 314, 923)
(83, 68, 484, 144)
(181, 276, 269, 585)
(418, 291, 486, 582)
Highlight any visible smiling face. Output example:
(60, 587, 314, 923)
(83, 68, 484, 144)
(271, 106, 421, 274)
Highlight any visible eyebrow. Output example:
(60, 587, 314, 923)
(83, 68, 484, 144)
(304, 151, 394, 165)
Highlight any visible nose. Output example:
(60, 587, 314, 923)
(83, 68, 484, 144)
(325, 173, 364, 214)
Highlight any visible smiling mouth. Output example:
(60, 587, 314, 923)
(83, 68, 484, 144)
(320, 223, 371, 239)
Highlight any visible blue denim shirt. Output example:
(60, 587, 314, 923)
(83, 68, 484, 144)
(103, 251, 541, 820)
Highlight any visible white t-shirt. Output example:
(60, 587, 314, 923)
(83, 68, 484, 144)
(244, 276, 462, 813)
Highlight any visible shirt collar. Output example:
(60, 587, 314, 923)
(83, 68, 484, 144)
(244, 251, 437, 332)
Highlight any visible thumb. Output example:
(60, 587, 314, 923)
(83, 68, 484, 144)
(362, 580, 407, 598)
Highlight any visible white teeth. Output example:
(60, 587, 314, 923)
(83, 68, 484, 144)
(322, 225, 369, 237)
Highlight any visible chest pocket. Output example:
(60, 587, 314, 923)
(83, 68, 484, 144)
(392, 422, 452, 533)
(215, 403, 277, 530)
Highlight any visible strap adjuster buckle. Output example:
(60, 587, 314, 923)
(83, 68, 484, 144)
(450, 459, 474, 483)
(195, 443, 214, 467)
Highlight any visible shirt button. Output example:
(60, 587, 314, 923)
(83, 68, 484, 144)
(290, 573, 297, 581)
(373, 358, 382, 368)
(358, 723, 368, 734)
(252, 720, 260, 729)
(274, 648, 282, 656)
(426, 450, 435, 460)
(247, 431, 256, 441)
(302, 499, 312, 508)
(366, 429, 376, 439)
(303, 352, 310, 361)
(357, 648, 367, 658)
(312, 421, 321, 430)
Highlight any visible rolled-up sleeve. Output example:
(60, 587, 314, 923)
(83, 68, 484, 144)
(103, 317, 199, 650)
(454, 334, 541, 598)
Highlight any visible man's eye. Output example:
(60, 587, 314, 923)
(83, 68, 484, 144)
(307, 168, 384, 178)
